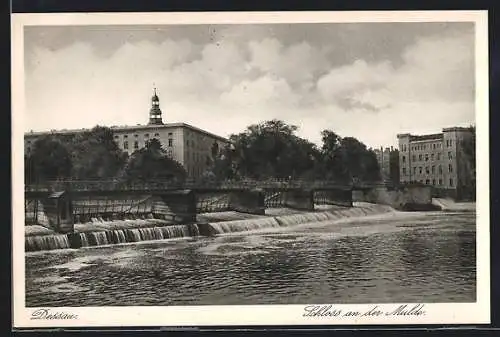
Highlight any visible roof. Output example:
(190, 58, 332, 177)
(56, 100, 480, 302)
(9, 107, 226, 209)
(24, 122, 228, 142)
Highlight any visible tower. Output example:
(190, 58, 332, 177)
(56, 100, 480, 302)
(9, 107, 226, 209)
(148, 88, 164, 125)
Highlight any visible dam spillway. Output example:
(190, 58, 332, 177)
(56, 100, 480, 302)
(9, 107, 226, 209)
(24, 203, 395, 252)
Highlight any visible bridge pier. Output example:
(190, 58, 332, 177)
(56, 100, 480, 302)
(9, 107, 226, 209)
(283, 189, 315, 211)
(40, 191, 74, 233)
(228, 189, 265, 215)
(153, 190, 197, 223)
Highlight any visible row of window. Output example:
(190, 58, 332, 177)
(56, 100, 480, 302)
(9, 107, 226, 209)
(409, 178, 454, 187)
(402, 164, 454, 176)
(400, 140, 454, 152)
(402, 151, 454, 163)
(115, 132, 165, 140)
(402, 165, 452, 176)
(123, 138, 174, 150)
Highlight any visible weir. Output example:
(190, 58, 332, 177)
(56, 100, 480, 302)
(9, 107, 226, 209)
(25, 203, 396, 252)
(25, 184, 386, 235)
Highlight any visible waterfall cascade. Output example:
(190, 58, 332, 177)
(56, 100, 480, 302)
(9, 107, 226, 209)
(207, 203, 395, 234)
(25, 203, 395, 252)
(25, 224, 199, 252)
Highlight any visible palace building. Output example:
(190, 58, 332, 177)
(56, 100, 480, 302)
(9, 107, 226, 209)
(397, 127, 475, 199)
(24, 89, 229, 179)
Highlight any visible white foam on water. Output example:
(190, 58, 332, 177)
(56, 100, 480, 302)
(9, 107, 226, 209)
(49, 255, 101, 272)
(25, 225, 55, 236)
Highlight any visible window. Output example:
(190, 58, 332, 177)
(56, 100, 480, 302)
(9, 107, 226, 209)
(448, 151, 452, 160)
(413, 167, 417, 174)
(412, 155, 416, 161)
(425, 179, 430, 185)
(425, 154, 429, 161)
(439, 165, 443, 174)
(432, 179, 436, 185)
(134, 141, 139, 149)
(439, 179, 443, 185)
(168, 132, 173, 136)
(144, 133, 149, 138)
(154, 133, 160, 137)
(168, 139, 173, 147)
(449, 178, 454, 187)
(419, 167, 423, 174)
(426, 166, 430, 174)
(433, 144, 436, 149)
(114, 135, 119, 139)
(27, 146, 31, 153)
(135, 134, 139, 138)
(431, 165, 435, 174)
(437, 153, 441, 160)
(123, 141, 128, 149)
(403, 145, 406, 152)
(431, 154, 434, 161)
(402, 168, 406, 175)
(419, 154, 422, 161)
(402, 156, 406, 163)
(448, 164, 453, 173)
(124, 135, 128, 138)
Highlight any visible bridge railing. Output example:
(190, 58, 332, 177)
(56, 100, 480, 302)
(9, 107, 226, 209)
(25, 179, 387, 192)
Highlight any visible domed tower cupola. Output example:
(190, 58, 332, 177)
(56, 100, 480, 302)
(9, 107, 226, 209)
(148, 87, 164, 125)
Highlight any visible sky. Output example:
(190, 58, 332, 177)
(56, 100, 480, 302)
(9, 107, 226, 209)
(24, 22, 475, 148)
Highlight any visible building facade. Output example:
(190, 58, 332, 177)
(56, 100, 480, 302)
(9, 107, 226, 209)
(397, 127, 474, 199)
(24, 90, 228, 179)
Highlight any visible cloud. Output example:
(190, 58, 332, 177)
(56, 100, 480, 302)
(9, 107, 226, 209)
(24, 24, 475, 149)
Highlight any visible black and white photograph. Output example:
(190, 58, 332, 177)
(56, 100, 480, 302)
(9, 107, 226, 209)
(12, 11, 489, 327)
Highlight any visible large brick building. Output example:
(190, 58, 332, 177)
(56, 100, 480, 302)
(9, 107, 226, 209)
(397, 127, 475, 199)
(24, 89, 228, 179)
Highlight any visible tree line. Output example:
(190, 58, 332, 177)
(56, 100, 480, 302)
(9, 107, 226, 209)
(204, 120, 381, 184)
(25, 120, 383, 185)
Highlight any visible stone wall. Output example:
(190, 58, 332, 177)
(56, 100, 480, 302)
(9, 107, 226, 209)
(363, 186, 434, 210)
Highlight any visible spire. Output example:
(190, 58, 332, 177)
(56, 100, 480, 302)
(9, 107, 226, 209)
(148, 87, 163, 125)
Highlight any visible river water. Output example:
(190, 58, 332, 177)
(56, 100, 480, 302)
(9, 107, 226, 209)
(25, 210, 476, 306)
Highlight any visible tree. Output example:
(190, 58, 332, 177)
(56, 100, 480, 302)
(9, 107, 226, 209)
(318, 131, 381, 183)
(224, 119, 317, 180)
(120, 138, 187, 182)
(28, 136, 73, 182)
(69, 126, 128, 180)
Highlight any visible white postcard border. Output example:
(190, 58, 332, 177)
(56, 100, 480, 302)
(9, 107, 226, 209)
(11, 10, 490, 328)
